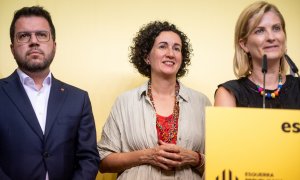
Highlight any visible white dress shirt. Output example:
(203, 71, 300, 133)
(17, 69, 51, 180)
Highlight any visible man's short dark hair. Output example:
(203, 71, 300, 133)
(10, 6, 56, 43)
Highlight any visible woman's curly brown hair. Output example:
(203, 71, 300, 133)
(129, 21, 192, 78)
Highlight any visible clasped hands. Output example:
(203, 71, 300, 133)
(148, 140, 199, 170)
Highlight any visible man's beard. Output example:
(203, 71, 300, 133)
(15, 50, 55, 73)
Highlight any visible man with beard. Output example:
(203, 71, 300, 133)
(0, 6, 100, 180)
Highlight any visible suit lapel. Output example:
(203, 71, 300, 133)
(2, 71, 43, 140)
(44, 77, 67, 139)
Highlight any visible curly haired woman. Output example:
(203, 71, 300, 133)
(97, 21, 210, 180)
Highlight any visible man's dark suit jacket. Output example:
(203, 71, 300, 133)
(0, 71, 100, 180)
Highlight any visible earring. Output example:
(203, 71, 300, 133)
(247, 53, 252, 59)
(146, 58, 150, 65)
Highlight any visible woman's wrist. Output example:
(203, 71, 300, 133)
(139, 148, 154, 165)
(191, 152, 201, 167)
(193, 152, 205, 168)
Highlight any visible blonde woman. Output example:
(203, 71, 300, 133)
(215, 1, 300, 108)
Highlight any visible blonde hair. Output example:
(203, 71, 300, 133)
(233, 1, 287, 77)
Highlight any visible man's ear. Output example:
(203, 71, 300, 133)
(53, 41, 56, 53)
(10, 44, 15, 57)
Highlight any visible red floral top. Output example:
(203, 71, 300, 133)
(156, 114, 178, 144)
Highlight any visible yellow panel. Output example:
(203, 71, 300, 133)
(206, 107, 300, 180)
